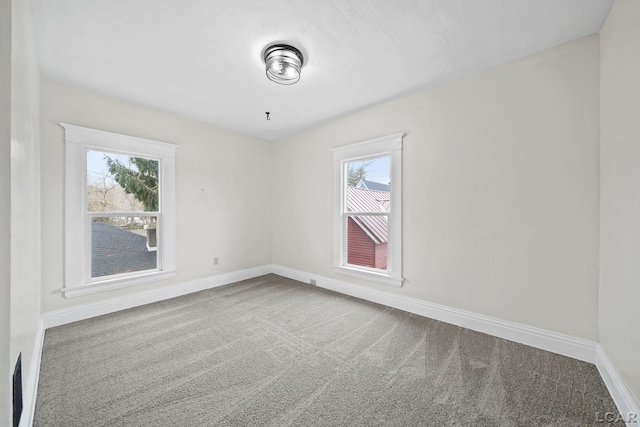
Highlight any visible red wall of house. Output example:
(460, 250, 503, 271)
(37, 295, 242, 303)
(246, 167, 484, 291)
(348, 217, 387, 269)
(348, 217, 375, 267)
(374, 242, 388, 270)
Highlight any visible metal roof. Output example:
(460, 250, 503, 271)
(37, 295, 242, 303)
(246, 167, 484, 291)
(346, 187, 390, 244)
(358, 179, 391, 192)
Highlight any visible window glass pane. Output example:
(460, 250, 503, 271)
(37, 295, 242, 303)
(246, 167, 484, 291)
(345, 156, 391, 212)
(347, 215, 388, 271)
(87, 151, 159, 212)
(91, 216, 157, 278)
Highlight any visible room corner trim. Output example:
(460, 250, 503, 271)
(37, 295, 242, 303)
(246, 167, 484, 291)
(270, 264, 597, 363)
(19, 321, 45, 427)
(42, 265, 272, 329)
(596, 346, 640, 425)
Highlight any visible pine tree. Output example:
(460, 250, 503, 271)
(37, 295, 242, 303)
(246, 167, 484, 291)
(105, 156, 159, 211)
(347, 161, 372, 187)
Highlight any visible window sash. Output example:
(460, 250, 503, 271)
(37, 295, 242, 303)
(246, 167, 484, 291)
(332, 132, 403, 287)
(63, 123, 177, 297)
(86, 212, 159, 217)
(83, 149, 163, 283)
(341, 211, 388, 216)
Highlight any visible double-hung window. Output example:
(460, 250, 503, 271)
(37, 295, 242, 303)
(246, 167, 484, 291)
(62, 124, 177, 297)
(332, 133, 404, 287)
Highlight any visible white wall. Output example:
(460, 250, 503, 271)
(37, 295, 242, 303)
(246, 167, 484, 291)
(600, 0, 640, 406)
(0, 0, 12, 422)
(273, 35, 600, 340)
(6, 0, 42, 426)
(40, 79, 272, 312)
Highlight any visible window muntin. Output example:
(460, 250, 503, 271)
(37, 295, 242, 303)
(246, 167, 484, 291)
(332, 133, 403, 287)
(63, 123, 177, 297)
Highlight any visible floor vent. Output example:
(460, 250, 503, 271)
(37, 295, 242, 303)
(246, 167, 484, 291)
(13, 353, 23, 427)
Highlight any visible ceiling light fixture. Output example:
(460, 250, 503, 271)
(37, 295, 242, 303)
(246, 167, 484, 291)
(263, 44, 304, 85)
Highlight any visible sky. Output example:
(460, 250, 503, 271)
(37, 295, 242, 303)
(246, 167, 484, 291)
(86, 150, 137, 185)
(349, 156, 390, 184)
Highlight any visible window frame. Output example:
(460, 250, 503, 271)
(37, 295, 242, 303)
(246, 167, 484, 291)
(62, 123, 177, 298)
(332, 132, 404, 287)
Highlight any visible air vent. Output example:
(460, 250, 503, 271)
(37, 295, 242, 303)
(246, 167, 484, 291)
(13, 353, 23, 427)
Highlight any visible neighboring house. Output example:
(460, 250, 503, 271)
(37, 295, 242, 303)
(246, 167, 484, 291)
(346, 186, 390, 269)
(356, 179, 390, 192)
(91, 222, 157, 277)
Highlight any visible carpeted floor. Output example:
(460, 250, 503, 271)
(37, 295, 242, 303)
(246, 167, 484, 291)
(34, 274, 622, 426)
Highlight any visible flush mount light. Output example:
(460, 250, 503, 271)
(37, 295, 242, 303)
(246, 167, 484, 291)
(263, 44, 304, 85)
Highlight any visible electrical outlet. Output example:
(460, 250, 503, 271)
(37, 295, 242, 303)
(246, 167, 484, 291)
(310, 279, 316, 285)
(213, 257, 219, 265)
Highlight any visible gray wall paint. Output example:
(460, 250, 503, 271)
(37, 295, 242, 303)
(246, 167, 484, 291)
(11, 0, 42, 392)
(600, 0, 640, 406)
(2, 0, 42, 426)
(0, 0, 12, 423)
(40, 79, 273, 312)
(272, 35, 600, 341)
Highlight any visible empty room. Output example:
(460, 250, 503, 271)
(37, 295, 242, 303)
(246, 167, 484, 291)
(2, 0, 639, 425)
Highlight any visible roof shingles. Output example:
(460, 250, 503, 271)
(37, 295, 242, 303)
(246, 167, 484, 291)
(91, 222, 156, 278)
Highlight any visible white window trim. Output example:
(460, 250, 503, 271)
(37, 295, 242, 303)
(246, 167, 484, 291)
(62, 123, 177, 298)
(332, 132, 404, 287)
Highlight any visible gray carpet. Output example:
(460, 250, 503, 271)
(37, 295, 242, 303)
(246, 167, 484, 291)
(34, 274, 622, 426)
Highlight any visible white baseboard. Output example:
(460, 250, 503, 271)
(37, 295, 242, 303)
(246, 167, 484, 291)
(42, 265, 271, 329)
(18, 320, 44, 427)
(596, 346, 640, 426)
(270, 264, 598, 363)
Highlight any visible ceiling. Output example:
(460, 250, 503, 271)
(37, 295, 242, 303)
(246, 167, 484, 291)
(32, 0, 612, 141)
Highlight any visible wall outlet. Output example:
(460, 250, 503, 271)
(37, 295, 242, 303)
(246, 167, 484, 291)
(310, 279, 316, 285)
(213, 257, 219, 265)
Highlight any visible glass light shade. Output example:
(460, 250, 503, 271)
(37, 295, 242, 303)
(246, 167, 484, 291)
(264, 44, 304, 85)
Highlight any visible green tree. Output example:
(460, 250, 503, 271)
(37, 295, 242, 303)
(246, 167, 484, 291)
(347, 161, 372, 187)
(105, 156, 159, 211)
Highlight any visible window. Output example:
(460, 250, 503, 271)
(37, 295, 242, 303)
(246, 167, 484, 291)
(332, 133, 403, 287)
(62, 124, 177, 297)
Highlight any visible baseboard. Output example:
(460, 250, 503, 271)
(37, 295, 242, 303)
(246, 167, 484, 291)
(18, 320, 45, 427)
(596, 346, 640, 425)
(270, 264, 598, 363)
(42, 265, 271, 329)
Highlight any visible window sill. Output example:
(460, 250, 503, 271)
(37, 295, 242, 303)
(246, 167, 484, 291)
(332, 265, 404, 288)
(62, 270, 177, 298)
